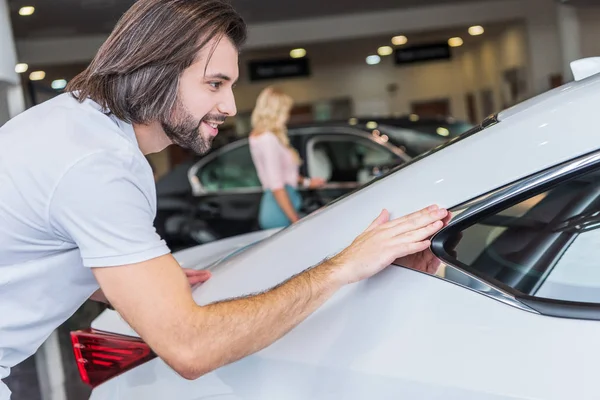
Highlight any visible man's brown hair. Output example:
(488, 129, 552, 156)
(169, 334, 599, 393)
(67, 0, 246, 124)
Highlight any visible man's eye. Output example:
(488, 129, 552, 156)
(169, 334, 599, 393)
(209, 81, 222, 89)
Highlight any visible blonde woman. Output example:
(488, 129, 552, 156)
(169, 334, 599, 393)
(249, 87, 325, 229)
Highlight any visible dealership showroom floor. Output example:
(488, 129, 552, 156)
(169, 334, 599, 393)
(3, 0, 600, 399)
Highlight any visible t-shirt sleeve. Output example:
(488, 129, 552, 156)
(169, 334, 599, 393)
(258, 134, 286, 191)
(48, 151, 170, 267)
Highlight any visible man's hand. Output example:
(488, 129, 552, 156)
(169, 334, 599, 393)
(328, 205, 448, 285)
(394, 249, 441, 275)
(90, 268, 211, 304)
(91, 204, 448, 380)
(394, 210, 453, 275)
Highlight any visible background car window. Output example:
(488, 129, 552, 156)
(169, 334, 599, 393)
(308, 136, 397, 183)
(441, 168, 600, 303)
(197, 144, 260, 191)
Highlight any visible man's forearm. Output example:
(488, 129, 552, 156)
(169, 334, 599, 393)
(183, 258, 343, 378)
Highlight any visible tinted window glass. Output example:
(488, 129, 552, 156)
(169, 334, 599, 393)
(309, 136, 398, 183)
(198, 144, 260, 191)
(441, 168, 600, 303)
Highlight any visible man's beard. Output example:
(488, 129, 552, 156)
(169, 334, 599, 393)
(161, 100, 224, 155)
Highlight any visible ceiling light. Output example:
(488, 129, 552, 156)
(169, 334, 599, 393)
(366, 121, 378, 130)
(15, 63, 28, 74)
(436, 127, 450, 137)
(448, 37, 464, 47)
(377, 46, 393, 56)
(290, 48, 306, 59)
(409, 114, 420, 122)
(29, 71, 45, 81)
(51, 79, 68, 90)
(366, 55, 381, 65)
(19, 6, 35, 16)
(391, 35, 408, 46)
(468, 25, 484, 36)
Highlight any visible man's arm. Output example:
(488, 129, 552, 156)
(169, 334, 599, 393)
(89, 269, 211, 305)
(93, 206, 448, 380)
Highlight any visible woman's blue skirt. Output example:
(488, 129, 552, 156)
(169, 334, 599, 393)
(258, 185, 303, 229)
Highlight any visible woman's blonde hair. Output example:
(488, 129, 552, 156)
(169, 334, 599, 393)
(251, 86, 300, 164)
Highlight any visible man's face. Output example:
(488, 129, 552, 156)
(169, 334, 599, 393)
(162, 37, 239, 155)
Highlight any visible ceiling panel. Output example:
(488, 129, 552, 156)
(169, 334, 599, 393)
(8, 0, 488, 39)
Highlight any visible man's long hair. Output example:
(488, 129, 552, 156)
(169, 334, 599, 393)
(67, 0, 246, 124)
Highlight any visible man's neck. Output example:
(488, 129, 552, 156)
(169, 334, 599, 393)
(133, 121, 172, 155)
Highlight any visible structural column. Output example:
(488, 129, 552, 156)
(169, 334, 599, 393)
(556, 2, 582, 82)
(0, 0, 25, 125)
(524, 0, 563, 95)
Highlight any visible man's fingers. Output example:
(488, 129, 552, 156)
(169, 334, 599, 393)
(384, 205, 440, 228)
(365, 209, 390, 232)
(395, 240, 431, 257)
(397, 220, 444, 243)
(183, 269, 212, 285)
(441, 211, 453, 227)
(387, 208, 447, 237)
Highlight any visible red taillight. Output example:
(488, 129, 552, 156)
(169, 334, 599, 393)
(70, 329, 157, 387)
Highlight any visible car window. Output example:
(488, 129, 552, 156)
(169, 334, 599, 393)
(438, 167, 600, 304)
(197, 144, 260, 191)
(308, 135, 399, 183)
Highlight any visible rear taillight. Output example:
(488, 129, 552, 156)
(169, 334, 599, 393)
(70, 329, 157, 387)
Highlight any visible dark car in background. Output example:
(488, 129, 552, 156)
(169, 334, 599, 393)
(349, 115, 474, 157)
(155, 124, 409, 250)
(154, 116, 473, 250)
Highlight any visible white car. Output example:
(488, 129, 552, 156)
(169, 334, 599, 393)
(75, 58, 600, 399)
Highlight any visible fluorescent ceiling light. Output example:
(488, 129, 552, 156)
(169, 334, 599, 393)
(448, 37, 464, 47)
(377, 46, 393, 56)
(51, 79, 68, 90)
(19, 6, 35, 16)
(29, 71, 45, 81)
(468, 25, 484, 36)
(436, 127, 450, 137)
(290, 48, 306, 58)
(391, 35, 407, 46)
(15, 63, 28, 73)
(366, 55, 381, 65)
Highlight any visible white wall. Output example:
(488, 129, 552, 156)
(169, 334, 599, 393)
(577, 6, 600, 58)
(231, 24, 529, 123)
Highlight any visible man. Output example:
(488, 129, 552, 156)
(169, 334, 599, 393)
(0, 0, 448, 397)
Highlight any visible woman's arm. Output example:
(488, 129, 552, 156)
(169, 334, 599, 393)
(272, 188, 300, 223)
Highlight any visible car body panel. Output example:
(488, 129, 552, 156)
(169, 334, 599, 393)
(91, 267, 600, 400)
(90, 73, 600, 398)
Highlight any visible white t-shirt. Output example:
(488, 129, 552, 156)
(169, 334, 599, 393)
(0, 93, 171, 397)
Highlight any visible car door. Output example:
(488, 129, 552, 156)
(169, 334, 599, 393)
(188, 140, 263, 241)
(299, 129, 408, 211)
